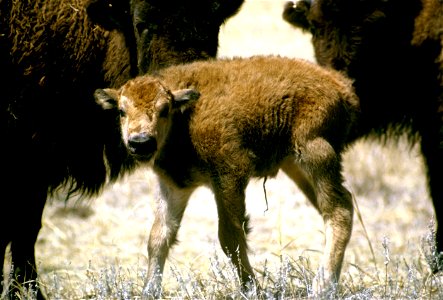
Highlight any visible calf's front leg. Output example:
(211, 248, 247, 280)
(144, 179, 194, 298)
(211, 174, 257, 291)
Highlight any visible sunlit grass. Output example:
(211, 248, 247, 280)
(4, 227, 442, 299)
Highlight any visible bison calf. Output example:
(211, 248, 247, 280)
(95, 55, 360, 295)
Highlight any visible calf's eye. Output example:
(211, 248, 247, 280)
(118, 109, 126, 117)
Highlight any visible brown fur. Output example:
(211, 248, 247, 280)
(96, 55, 360, 296)
(283, 0, 443, 271)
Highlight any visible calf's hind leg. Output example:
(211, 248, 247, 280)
(144, 180, 194, 297)
(296, 137, 353, 289)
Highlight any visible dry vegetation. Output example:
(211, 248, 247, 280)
(3, 0, 442, 299)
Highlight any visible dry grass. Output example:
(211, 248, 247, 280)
(3, 0, 442, 299)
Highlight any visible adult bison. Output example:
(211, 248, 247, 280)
(283, 0, 443, 272)
(0, 0, 244, 298)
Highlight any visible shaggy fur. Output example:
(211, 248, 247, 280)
(283, 0, 443, 271)
(95, 55, 360, 296)
(0, 0, 244, 298)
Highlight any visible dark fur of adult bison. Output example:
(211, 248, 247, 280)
(0, 0, 244, 298)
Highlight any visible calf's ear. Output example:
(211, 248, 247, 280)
(171, 89, 200, 112)
(94, 88, 119, 110)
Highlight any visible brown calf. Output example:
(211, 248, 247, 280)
(95, 55, 360, 296)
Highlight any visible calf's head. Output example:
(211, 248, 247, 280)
(94, 78, 200, 161)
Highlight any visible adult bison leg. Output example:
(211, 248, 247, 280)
(144, 179, 194, 298)
(419, 122, 443, 272)
(0, 211, 10, 295)
(10, 182, 47, 299)
(3, 154, 47, 299)
(298, 137, 353, 293)
(212, 173, 257, 292)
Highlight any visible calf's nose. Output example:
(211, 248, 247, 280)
(127, 133, 157, 158)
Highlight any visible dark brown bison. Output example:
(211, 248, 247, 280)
(0, 0, 244, 298)
(283, 0, 443, 272)
(95, 55, 360, 296)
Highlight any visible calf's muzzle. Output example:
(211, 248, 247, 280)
(127, 132, 157, 159)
